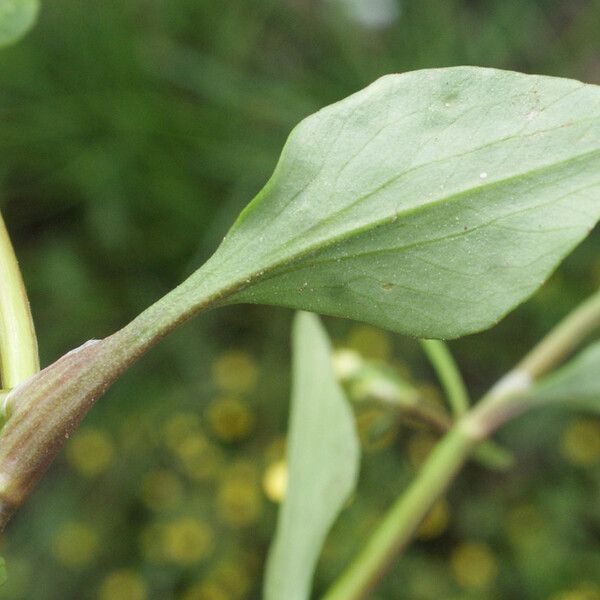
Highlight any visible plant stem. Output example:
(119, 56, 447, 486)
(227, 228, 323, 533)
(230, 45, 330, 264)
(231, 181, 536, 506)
(470, 287, 600, 437)
(517, 287, 600, 379)
(472, 439, 513, 470)
(322, 421, 479, 600)
(0, 214, 39, 392)
(419, 339, 470, 416)
(342, 358, 512, 470)
(0, 264, 240, 527)
(323, 287, 600, 600)
(415, 340, 512, 469)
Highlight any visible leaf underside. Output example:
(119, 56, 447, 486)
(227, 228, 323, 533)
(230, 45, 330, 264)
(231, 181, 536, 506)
(263, 312, 360, 600)
(196, 67, 600, 339)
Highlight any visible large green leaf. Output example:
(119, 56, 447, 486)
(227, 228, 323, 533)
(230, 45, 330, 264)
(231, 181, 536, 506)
(522, 342, 600, 414)
(192, 67, 600, 338)
(0, 0, 39, 47)
(264, 312, 360, 600)
(3, 68, 600, 524)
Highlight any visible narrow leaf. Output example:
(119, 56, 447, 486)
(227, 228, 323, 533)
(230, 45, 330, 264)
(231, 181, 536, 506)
(196, 67, 600, 338)
(523, 342, 600, 414)
(0, 0, 39, 47)
(0, 213, 39, 391)
(264, 312, 360, 600)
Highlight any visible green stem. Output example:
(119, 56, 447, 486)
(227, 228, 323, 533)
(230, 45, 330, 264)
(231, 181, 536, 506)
(0, 263, 240, 526)
(517, 287, 600, 379)
(322, 421, 479, 600)
(470, 287, 600, 437)
(341, 360, 453, 432)
(343, 358, 511, 470)
(0, 214, 39, 392)
(417, 339, 512, 469)
(419, 339, 470, 416)
(472, 440, 513, 470)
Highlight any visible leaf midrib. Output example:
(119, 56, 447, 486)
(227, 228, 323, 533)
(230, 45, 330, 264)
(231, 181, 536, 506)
(282, 114, 600, 252)
(224, 144, 600, 298)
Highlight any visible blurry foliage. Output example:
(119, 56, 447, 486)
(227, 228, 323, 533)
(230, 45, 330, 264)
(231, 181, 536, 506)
(0, 0, 39, 48)
(0, 0, 599, 598)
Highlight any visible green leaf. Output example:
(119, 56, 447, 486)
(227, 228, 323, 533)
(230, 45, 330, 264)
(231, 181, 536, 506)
(3, 69, 600, 522)
(0, 0, 39, 47)
(264, 312, 360, 600)
(523, 342, 600, 414)
(195, 67, 600, 338)
(0, 213, 40, 394)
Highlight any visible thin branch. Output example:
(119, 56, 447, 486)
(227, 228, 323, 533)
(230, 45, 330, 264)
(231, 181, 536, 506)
(470, 287, 600, 437)
(419, 339, 470, 416)
(518, 287, 600, 379)
(339, 357, 512, 470)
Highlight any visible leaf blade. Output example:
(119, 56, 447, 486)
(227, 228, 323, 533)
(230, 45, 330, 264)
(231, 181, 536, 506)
(264, 312, 360, 600)
(203, 67, 600, 338)
(523, 342, 600, 414)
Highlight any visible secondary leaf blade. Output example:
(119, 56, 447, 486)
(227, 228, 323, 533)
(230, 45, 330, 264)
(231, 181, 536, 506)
(523, 342, 600, 414)
(200, 67, 600, 338)
(264, 312, 360, 600)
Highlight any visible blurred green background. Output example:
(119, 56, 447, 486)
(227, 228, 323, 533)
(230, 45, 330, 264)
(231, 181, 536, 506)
(1, 0, 599, 598)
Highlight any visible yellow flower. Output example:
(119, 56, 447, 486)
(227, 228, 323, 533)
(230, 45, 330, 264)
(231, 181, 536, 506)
(52, 521, 99, 568)
(504, 503, 545, 549)
(217, 465, 262, 528)
(140, 469, 183, 512)
(163, 412, 201, 452)
(66, 427, 115, 477)
(450, 542, 498, 591)
(417, 499, 450, 540)
(262, 460, 288, 503)
(174, 434, 223, 482)
(346, 326, 391, 361)
(212, 351, 258, 394)
(561, 418, 600, 467)
(163, 517, 214, 564)
(182, 581, 230, 600)
(207, 397, 254, 442)
(99, 569, 147, 600)
(210, 561, 253, 599)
